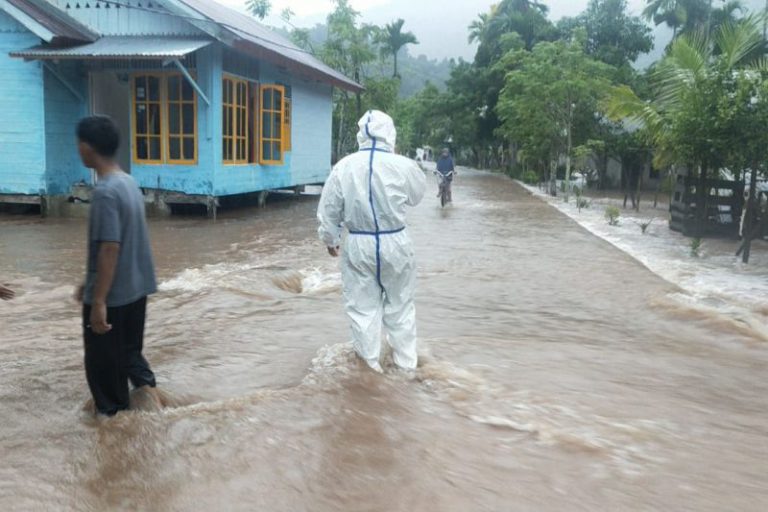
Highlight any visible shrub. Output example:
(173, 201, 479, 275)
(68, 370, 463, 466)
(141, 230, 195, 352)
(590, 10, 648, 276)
(690, 237, 702, 257)
(605, 205, 621, 226)
(522, 170, 539, 185)
(636, 219, 654, 234)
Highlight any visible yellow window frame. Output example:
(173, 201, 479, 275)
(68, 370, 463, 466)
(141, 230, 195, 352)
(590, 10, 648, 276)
(131, 72, 198, 166)
(166, 74, 198, 165)
(259, 84, 286, 166)
(223, 75, 249, 165)
(282, 97, 292, 152)
(132, 73, 164, 165)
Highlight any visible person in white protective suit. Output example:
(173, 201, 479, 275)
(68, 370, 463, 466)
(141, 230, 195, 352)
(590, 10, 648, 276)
(317, 110, 426, 372)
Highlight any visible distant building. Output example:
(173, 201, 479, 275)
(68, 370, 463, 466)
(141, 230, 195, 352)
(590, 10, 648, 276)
(0, 0, 362, 215)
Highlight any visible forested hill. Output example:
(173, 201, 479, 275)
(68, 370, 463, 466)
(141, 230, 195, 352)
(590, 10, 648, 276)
(274, 23, 454, 97)
(366, 52, 454, 97)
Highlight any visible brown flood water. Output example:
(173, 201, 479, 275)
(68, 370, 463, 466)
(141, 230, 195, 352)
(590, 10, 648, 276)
(1, 170, 767, 511)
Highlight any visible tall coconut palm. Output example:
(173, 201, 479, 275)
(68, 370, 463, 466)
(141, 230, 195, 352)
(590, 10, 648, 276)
(484, 0, 553, 51)
(378, 19, 419, 78)
(468, 12, 491, 43)
(643, 0, 715, 38)
(710, 1, 746, 34)
(507, 0, 549, 14)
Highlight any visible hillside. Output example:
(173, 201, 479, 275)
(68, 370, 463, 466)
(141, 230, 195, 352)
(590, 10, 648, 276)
(275, 23, 454, 97)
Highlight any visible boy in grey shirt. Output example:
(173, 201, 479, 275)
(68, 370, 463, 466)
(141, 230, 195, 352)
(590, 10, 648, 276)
(75, 116, 158, 416)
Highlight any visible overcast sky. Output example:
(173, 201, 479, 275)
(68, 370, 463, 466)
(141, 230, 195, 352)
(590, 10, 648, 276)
(218, 0, 767, 63)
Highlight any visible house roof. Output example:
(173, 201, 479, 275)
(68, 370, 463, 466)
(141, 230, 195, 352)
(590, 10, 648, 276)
(2, 0, 362, 92)
(169, 0, 363, 93)
(1, 0, 96, 44)
(11, 36, 212, 59)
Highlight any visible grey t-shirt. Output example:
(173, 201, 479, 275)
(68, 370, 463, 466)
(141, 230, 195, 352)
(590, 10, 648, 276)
(84, 171, 157, 307)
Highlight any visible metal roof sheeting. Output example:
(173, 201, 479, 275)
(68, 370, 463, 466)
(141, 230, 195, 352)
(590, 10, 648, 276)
(174, 0, 363, 92)
(11, 36, 213, 59)
(4, 0, 362, 91)
(4, 0, 97, 43)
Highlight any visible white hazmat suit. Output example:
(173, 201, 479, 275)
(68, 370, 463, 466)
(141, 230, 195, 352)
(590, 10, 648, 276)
(317, 110, 426, 371)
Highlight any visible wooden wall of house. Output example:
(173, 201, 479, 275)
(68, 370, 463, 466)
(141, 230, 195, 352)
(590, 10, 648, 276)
(284, 78, 333, 186)
(44, 62, 90, 195)
(132, 46, 334, 197)
(0, 10, 46, 195)
(130, 45, 217, 195)
(211, 60, 333, 197)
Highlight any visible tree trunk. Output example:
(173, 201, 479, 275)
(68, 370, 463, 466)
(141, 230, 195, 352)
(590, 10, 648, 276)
(741, 166, 759, 263)
(696, 163, 708, 237)
(354, 70, 362, 120)
(549, 159, 557, 197)
(564, 123, 573, 203)
(336, 95, 347, 162)
(598, 152, 609, 190)
(509, 141, 517, 174)
(673, 1, 679, 39)
(393, 51, 399, 78)
(635, 163, 643, 212)
(621, 161, 629, 208)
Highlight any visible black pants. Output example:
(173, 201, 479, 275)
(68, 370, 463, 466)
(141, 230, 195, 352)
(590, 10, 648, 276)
(82, 297, 156, 416)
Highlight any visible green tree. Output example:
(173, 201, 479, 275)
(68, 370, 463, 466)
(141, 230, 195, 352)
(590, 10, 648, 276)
(722, 69, 768, 262)
(468, 12, 491, 43)
(559, 0, 654, 69)
(321, 0, 380, 158)
(643, 0, 685, 37)
(475, 0, 556, 64)
(497, 41, 613, 200)
(606, 16, 767, 240)
(245, 0, 271, 20)
(643, 0, 745, 39)
(378, 19, 419, 78)
(394, 83, 448, 155)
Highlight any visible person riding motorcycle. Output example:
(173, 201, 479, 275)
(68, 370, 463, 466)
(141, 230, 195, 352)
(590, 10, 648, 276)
(436, 148, 455, 203)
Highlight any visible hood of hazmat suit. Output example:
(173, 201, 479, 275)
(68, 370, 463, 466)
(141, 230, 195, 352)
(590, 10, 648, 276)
(317, 110, 426, 371)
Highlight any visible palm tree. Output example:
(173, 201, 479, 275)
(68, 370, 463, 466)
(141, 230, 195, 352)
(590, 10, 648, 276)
(485, 0, 552, 51)
(710, 1, 746, 34)
(507, 0, 549, 15)
(643, 0, 682, 37)
(607, 16, 764, 163)
(606, 15, 766, 235)
(245, 0, 271, 20)
(378, 19, 419, 78)
(468, 12, 490, 44)
(643, 0, 715, 38)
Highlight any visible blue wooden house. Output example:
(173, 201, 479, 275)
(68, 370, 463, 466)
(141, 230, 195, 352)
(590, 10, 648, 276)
(0, 0, 361, 215)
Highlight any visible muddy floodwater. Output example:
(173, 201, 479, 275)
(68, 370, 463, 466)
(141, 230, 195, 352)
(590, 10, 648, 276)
(1, 170, 767, 511)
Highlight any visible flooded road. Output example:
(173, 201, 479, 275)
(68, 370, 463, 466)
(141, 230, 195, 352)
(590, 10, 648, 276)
(1, 170, 767, 511)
